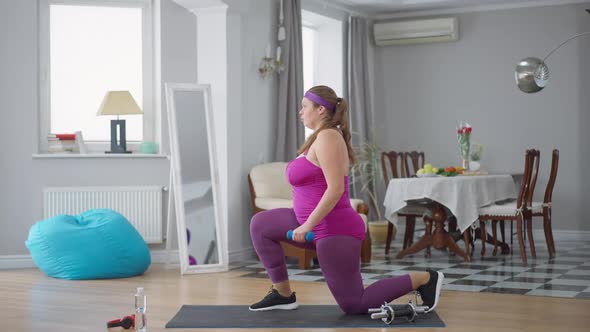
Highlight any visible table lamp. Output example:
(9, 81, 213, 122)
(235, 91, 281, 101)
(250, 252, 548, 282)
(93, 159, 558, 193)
(97, 91, 143, 153)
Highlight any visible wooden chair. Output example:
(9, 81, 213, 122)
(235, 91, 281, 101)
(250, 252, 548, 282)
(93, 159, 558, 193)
(531, 149, 559, 258)
(478, 150, 534, 264)
(494, 149, 540, 257)
(523, 149, 541, 258)
(248, 162, 372, 269)
(381, 151, 431, 255)
(402, 151, 425, 177)
(509, 149, 558, 258)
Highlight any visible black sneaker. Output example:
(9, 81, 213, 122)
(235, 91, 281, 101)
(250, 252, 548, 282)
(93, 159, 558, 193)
(417, 269, 444, 312)
(249, 287, 298, 311)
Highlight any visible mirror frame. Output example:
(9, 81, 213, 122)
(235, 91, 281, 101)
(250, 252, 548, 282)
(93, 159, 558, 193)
(165, 82, 227, 274)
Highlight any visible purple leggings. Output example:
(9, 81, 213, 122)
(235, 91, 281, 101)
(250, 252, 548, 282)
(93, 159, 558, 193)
(250, 208, 414, 314)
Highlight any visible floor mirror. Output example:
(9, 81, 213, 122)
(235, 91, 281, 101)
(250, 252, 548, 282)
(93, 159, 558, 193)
(165, 83, 226, 274)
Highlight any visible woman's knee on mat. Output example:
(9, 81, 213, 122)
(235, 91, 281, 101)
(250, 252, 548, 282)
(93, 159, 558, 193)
(337, 301, 365, 315)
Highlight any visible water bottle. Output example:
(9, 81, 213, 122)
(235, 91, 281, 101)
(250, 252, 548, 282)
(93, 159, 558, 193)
(134, 287, 147, 332)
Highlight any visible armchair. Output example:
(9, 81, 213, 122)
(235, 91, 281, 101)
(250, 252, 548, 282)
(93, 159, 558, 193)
(248, 162, 371, 269)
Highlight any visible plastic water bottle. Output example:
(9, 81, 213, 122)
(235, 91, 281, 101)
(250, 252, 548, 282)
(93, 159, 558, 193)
(134, 287, 147, 332)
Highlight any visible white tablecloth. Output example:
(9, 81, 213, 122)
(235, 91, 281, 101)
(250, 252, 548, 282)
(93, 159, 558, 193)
(383, 175, 517, 232)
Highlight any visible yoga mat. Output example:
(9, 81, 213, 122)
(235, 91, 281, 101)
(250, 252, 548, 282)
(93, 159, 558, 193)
(166, 305, 445, 328)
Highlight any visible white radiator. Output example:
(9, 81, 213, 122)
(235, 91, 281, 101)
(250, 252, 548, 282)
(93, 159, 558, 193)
(43, 186, 163, 243)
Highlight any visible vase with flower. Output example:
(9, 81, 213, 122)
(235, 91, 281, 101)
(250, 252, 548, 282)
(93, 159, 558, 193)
(457, 121, 472, 170)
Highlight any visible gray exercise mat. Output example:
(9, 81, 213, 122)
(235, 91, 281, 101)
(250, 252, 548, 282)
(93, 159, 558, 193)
(165, 305, 445, 328)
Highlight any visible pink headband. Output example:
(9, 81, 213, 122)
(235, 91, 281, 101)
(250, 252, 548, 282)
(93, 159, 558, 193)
(304, 91, 335, 111)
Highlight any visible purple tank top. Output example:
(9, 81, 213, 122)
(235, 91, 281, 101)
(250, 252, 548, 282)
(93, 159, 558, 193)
(286, 154, 366, 241)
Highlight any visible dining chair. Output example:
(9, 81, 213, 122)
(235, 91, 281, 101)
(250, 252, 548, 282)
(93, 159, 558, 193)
(492, 149, 541, 258)
(511, 149, 558, 258)
(531, 149, 559, 258)
(381, 151, 432, 255)
(402, 151, 425, 177)
(478, 150, 534, 265)
(523, 149, 541, 258)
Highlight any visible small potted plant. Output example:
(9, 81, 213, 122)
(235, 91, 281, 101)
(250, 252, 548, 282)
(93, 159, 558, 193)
(351, 133, 396, 244)
(470, 143, 484, 171)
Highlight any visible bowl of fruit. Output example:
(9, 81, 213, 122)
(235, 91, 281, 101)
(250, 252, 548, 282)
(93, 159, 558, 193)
(416, 164, 465, 177)
(416, 164, 440, 177)
(436, 166, 464, 177)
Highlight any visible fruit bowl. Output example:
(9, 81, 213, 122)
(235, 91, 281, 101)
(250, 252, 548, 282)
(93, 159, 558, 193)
(416, 173, 439, 178)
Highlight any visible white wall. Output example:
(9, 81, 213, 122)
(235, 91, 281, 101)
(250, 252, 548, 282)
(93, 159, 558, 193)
(0, 0, 197, 256)
(224, 0, 279, 261)
(373, 3, 590, 230)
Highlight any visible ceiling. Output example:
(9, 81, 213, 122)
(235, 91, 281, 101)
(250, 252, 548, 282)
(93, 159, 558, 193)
(326, 0, 590, 15)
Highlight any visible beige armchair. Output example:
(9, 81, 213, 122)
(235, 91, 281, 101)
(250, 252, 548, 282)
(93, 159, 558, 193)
(248, 162, 371, 269)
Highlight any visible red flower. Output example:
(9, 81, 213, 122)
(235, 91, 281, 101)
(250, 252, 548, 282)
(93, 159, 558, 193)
(465, 127, 472, 134)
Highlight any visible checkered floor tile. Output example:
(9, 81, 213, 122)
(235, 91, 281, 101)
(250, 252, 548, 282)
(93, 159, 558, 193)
(232, 231, 590, 300)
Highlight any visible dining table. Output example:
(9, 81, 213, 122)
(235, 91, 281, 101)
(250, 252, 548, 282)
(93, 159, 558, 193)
(383, 174, 518, 261)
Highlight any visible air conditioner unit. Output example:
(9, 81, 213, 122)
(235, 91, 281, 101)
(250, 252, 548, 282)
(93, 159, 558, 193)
(373, 17, 459, 46)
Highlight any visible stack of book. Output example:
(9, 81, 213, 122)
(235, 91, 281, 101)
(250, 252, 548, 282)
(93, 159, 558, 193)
(47, 133, 77, 153)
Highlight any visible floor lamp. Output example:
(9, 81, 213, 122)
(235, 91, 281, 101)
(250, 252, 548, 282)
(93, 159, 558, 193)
(515, 27, 590, 93)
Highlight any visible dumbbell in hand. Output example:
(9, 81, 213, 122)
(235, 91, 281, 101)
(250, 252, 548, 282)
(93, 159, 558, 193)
(286, 230, 315, 242)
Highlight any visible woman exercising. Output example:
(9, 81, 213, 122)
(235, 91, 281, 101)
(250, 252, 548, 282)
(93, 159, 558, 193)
(249, 85, 444, 314)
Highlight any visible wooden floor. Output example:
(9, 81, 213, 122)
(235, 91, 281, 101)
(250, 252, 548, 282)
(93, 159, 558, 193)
(1, 264, 589, 332)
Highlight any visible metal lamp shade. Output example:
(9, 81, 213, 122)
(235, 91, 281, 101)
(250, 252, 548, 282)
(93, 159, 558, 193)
(515, 57, 549, 93)
(514, 29, 590, 93)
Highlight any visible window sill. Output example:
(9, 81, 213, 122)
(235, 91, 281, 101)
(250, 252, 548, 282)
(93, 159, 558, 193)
(32, 153, 169, 159)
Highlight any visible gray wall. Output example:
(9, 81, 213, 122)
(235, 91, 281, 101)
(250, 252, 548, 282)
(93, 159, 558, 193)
(0, 0, 197, 255)
(373, 3, 590, 230)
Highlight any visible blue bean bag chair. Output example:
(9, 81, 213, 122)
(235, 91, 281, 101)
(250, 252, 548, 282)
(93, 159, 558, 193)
(25, 209, 151, 280)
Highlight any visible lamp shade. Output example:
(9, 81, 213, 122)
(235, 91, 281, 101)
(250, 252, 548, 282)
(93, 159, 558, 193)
(515, 30, 590, 93)
(515, 57, 547, 93)
(97, 91, 143, 116)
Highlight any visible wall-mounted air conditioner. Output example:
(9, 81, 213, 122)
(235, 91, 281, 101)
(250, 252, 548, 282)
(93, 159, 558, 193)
(373, 17, 459, 46)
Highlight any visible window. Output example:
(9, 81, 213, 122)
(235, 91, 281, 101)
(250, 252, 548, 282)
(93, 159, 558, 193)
(302, 26, 315, 96)
(39, 0, 155, 152)
(302, 25, 316, 139)
(301, 10, 344, 140)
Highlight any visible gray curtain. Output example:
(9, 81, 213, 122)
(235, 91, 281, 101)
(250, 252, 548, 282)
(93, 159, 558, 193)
(348, 16, 376, 215)
(274, 0, 304, 162)
(348, 16, 373, 153)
